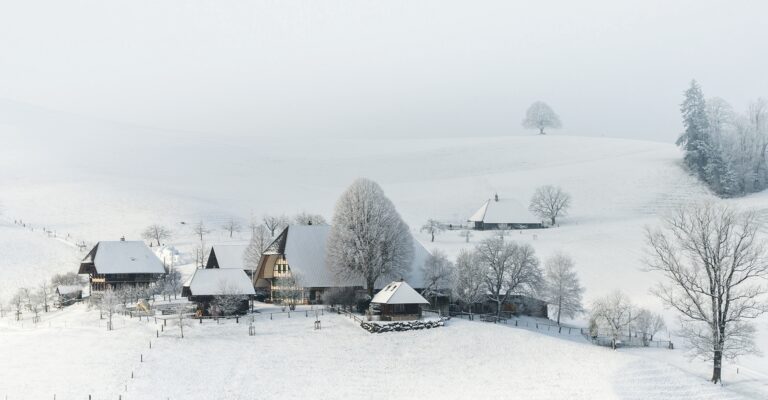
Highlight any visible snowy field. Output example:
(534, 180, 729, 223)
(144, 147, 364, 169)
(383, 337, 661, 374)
(0, 303, 757, 400)
(2, 103, 768, 397)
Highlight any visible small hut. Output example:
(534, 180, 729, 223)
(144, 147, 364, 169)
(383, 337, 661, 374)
(371, 280, 429, 321)
(183, 269, 256, 316)
(55, 285, 83, 307)
(468, 194, 543, 230)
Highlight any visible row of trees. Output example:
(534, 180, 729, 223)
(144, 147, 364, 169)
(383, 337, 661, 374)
(3, 272, 86, 321)
(678, 80, 768, 197)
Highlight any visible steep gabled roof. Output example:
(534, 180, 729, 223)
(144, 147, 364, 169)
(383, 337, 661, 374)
(468, 198, 540, 225)
(186, 269, 256, 296)
(207, 242, 249, 269)
(371, 280, 429, 305)
(79, 241, 165, 274)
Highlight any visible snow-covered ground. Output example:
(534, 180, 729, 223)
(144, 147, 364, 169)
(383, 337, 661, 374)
(2, 103, 768, 397)
(0, 303, 756, 400)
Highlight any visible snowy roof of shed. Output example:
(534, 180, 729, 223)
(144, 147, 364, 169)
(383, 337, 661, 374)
(80, 241, 165, 274)
(371, 280, 429, 305)
(268, 225, 430, 289)
(209, 242, 249, 269)
(468, 198, 540, 225)
(187, 269, 256, 296)
(56, 285, 82, 295)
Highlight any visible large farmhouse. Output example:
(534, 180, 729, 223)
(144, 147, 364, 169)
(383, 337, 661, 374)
(78, 240, 166, 292)
(468, 194, 543, 230)
(253, 225, 431, 304)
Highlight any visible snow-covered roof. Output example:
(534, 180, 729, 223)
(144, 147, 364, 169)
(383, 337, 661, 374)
(187, 269, 256, 296)
(273, 225, 430, 289)
(371, 280, 429, 305)
(468, 198, 540, 225)
(56, 285, 82, 295)
(82, 241, 166, 274)
(209, 242, 249, 269)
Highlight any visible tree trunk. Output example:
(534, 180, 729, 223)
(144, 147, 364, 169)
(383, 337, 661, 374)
(496, 300, 502, 319)
(539, 127, 545, 135)
(712, 350, 722, 383)
(431, 232, 434, 242)
(550, 216, 556, 226)
(367, 279, 375, 299)
(556, 298, 562, 325)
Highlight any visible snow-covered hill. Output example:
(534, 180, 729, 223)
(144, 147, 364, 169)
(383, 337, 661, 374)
(2, 101, 768, 397)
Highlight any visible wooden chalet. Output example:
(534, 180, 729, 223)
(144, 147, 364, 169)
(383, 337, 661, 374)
(468, 194, 543, 230)
(253, 225, 431, 304)
(370, 280, 429, 321)
(78, 240, 166, 292)
(182, 269, 256, 316)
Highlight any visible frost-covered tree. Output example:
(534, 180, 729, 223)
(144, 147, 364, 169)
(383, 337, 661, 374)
(164, 267, 183, 300)
(327, 178, 414, 297)
(522, 101, 562, 135)
(50, 272, 84, 287)
(421, 249, 455, 306)
(420, 219, 444, 242)
(590, 291, 636, 350)
(677, 80, 712, 177)
(543, 253, 583, 325)
(292, 212, 327, 226)
(37, 281, 51, 313)
(141, 224, 172, 246)
(222, 217, 242, 238)
(529, 185, 571, 226)
(477, 237, 542, 318)
(452, 249, 486, 313)
(633, 309, 665, 344)
(644, 203, 768, 383)
(10, 289, 25, 321)
(263, 214, 289, 237)
(99, 288, 120, 331)
(272, 273, 303, 310)
(213, 284, 249, 315)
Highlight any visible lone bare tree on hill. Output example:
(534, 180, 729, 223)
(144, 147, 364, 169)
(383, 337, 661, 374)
(222, 218, 242, 238)
(529, 185, 571, 226)
(327, 178, 414, 298)
(420, 219, 445, 242)
(644, 203, 768, 384)
(142, 224, 172, 246)
(522, 101, 562, 135)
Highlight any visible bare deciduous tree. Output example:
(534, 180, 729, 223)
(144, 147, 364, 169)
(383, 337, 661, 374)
(644, 203, 768, 383)
(263, 214, 289, 237)
(99, 288, 121, 331)
(37, 281, 51, 313)
(421, 249, 455, 307)
(420, 219, 445, 242)
(452, 249, 486, 314)
(529, 185, 571, 226)
(477, 237, 542, 318)
(522, 101, 562, 135)
(327, 178, 414, 298)
(459, 229, 473, 243)
(244, 224, 272, 285)
(141, 224, 172, 246)
(590, 290, 636, 350)
(543, 253, 584, 325)
(222, 217, 242, 238)
(192, 221, 212, 267)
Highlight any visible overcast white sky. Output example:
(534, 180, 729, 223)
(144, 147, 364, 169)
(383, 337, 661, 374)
(1, 0, 767, 142)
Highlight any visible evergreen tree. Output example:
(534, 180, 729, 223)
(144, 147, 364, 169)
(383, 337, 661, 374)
(677, 80, 711, 178)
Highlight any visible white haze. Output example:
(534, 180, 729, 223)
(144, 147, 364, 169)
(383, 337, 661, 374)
(1, 0, 767, 142)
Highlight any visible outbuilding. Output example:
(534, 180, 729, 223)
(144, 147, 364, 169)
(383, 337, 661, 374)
(370, 280, 429, 321)
(468, 194, 543, 230)
(182, 269, 256, 316)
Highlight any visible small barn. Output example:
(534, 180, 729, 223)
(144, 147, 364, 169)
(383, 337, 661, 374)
(55, 285, 83, 307)
(182, 269, 256, 316)
(78, 240, 166, 292)
(468, 194, 543, 230)
(371, 280, 429, 321)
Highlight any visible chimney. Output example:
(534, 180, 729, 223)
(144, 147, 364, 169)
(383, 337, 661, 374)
(120, 236, 125, 241)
